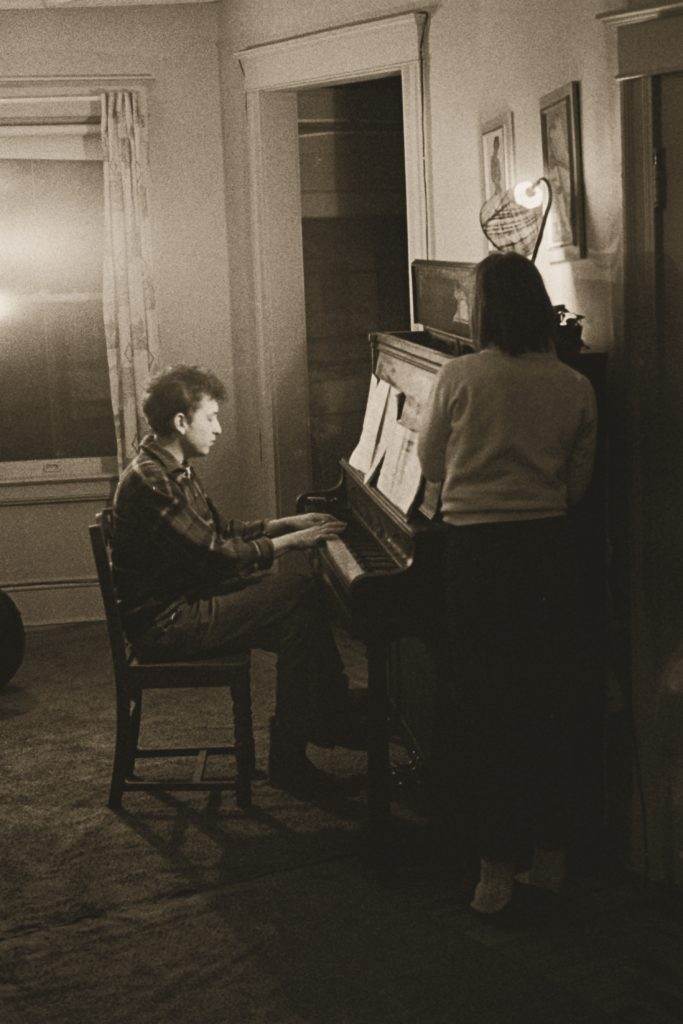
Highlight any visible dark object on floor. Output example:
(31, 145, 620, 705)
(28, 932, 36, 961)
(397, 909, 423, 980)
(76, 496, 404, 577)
(0, 588, 25, 688)
(89, 509, 255, 810)
(309, 690, 368, 750)
(269, 716, 341, 797)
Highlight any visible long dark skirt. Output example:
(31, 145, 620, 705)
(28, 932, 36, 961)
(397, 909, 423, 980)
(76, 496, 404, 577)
(442, 516, 579, 863)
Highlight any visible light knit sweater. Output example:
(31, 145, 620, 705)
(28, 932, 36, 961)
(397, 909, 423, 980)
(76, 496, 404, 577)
(417, 348, 597, 526)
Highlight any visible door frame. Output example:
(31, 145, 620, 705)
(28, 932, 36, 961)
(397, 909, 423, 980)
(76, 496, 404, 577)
(236, 13, 428, 515)
(600, 2, 683, 882)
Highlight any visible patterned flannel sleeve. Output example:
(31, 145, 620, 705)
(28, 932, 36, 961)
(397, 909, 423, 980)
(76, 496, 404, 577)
(221, 518, 269, 542)
(138, 468, 274, 578)
(204, 491, 267, 545)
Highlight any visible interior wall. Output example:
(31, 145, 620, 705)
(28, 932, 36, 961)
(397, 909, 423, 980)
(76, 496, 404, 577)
(0, 3, 237, 508)
(218, 0, 625, 518)
(0, 3, 234, 625)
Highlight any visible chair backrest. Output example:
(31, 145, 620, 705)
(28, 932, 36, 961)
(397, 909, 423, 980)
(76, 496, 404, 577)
(89, 509, 130, 678)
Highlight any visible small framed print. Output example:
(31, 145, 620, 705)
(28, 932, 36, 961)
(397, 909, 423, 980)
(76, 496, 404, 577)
(481, 111, 515, 203)
(411, 259, 477, 342)
(540, 81, 586, 261)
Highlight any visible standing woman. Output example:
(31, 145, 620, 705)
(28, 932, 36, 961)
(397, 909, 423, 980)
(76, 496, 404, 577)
(418, 252, 597, 916)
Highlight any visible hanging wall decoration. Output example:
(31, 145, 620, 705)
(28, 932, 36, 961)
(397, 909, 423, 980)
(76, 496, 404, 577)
(540, 81, 586, 261)
(481, 111, 515, 205)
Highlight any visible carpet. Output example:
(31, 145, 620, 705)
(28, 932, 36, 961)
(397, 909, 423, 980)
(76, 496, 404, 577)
(1, 622, 682, 1024)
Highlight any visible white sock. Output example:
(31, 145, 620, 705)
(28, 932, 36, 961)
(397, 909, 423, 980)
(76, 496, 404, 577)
(470, 859, 515, 914)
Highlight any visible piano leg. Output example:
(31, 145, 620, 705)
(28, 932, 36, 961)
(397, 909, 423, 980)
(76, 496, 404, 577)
(365, 635, 392, 877)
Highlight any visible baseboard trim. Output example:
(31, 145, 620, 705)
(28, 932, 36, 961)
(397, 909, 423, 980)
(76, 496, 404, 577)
(3, 578, 103, 627)
(2, 577, 98, 591)
(25, 618, 105, 632)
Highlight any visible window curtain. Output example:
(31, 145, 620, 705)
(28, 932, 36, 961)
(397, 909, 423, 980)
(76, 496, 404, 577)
(100, 90, 160, 467)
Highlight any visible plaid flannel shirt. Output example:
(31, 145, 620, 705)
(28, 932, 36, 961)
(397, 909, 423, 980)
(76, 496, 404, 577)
(112, 434, 274, 636)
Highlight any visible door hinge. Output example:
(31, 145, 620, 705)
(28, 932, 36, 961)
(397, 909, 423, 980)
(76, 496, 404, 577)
(653, 148, 667, 209)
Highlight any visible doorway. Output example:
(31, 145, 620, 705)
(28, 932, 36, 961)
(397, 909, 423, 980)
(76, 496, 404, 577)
(237, 12, 427, 516)
(297, 77, 410, 489)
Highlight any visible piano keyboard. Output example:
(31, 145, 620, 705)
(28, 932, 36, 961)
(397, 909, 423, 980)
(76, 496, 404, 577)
(323, 520, 398, 584)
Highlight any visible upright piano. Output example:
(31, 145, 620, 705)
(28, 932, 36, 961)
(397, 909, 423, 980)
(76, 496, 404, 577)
(298, 260, 609, 870)
(297, 261, 471, 862)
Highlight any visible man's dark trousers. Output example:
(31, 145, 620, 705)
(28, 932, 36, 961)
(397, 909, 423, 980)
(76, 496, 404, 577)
(132, 555, 348, 747)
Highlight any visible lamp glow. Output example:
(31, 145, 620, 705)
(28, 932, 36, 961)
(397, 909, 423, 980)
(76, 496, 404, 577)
(513, 179, 545, 209)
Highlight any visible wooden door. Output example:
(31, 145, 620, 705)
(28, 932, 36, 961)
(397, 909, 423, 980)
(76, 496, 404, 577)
(621, 70, 683, 886)
(655, 73, 683, 662)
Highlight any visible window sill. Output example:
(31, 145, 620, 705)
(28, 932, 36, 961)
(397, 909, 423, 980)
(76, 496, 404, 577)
(0, 458, 118, 507)
(0, 456, 118, 486)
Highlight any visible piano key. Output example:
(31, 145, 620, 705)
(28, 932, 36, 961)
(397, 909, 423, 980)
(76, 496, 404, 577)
(323, 537, 366, 583)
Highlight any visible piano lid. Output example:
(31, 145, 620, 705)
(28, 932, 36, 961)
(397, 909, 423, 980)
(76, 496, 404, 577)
(411, 259, 477, 348)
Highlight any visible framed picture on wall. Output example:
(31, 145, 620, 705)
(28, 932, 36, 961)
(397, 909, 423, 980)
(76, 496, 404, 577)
(540, 81, 586, 261)
(481, 111, 515, 203)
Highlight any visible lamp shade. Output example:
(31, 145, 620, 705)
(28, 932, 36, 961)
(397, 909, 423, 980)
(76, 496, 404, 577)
(479, 177, 552, 261)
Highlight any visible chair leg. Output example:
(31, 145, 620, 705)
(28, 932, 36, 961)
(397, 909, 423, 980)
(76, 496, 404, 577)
(231, 674, 254, 809)
(108, 693, 136, 809)
(128, 693, 142, 778)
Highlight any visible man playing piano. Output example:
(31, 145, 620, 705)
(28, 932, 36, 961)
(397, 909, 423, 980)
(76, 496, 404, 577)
(112, 364, 364, 795)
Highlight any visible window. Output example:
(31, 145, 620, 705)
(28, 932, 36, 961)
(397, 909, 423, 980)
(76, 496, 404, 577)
(0, 106, 116, 480)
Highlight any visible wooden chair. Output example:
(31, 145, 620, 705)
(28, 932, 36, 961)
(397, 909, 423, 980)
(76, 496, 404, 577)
(89, 509, 254, 810)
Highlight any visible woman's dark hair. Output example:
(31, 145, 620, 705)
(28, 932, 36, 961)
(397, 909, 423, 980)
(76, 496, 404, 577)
(142, 365, 227, 435)
(471, 251, 556, 355)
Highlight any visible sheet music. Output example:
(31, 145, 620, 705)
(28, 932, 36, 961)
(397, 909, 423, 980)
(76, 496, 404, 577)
(363, 386, 403, 484)
(348, 376, 391, 474)
(376, 421, 423, 515)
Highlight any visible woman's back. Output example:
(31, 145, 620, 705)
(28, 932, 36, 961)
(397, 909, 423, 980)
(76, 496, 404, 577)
(416, 251, 600, 917)
(418, 347, 596, 525)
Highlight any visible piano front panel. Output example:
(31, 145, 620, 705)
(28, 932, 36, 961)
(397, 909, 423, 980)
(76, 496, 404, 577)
(372, 331, 451, 432)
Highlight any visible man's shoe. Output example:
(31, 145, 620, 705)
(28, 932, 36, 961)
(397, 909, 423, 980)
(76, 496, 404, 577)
(330, 709, 367, 750)
(309, 689, 368, 750)
(268, 748, 339, 797)
(309, 713, 367, 751)
(268, 717, 340, 796)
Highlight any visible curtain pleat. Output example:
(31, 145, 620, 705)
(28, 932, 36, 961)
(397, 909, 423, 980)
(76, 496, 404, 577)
(101, 90, 160, 467)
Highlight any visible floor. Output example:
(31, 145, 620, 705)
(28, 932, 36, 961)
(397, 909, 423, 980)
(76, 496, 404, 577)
(1, 621, 681, 1024)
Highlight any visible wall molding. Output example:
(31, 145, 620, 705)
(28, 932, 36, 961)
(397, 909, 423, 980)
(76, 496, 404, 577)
(0, 0, 207, 9)
(0, 75, 154, 87)
(0, 475, 115, 508)
(3, 578, 103, 627)
(599, 2, 683, 79)
(0, 492, 115, 509)
(598, 2, 683, 26)
(235, 13, 427, 92)
(2, 577, 98, 592)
